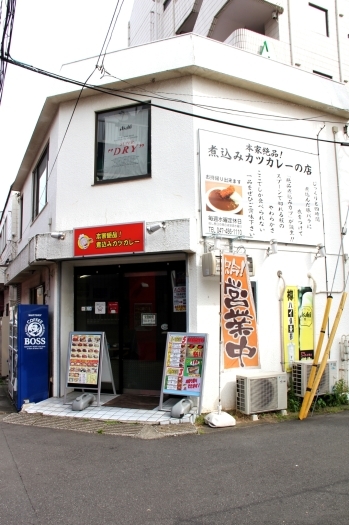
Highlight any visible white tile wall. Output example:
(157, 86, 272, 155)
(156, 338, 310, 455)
(225, 28, 291, 65)
(193, 0, 228, 37)
(129, 0, 348, 86)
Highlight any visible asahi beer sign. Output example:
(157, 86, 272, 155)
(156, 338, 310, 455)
(199, 129, 323, 245)
(24, 314, 46, 349)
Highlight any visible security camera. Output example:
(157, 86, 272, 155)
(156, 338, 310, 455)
(50, 232, 66, 240)
(146, 222, 166, 234)
(272, 11, 278, 19)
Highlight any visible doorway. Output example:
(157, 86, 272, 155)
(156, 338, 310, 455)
(74, 261, 186, 395)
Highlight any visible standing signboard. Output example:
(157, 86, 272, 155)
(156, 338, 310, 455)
(64, 331, 116, 406)
(159, 332, 208, 414)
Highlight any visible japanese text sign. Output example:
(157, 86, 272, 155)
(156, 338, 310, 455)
(283, 286, 313, 371)
(222, 254, 259, 369)
(161, 333, 207, 397)
(74, 222, 144, 257)
(199, 130, 323, 245)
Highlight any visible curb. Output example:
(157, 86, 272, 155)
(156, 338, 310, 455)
(2, 412, 198, 439)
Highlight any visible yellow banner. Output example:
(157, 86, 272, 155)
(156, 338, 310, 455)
(222, 254, 259, 369)
(283, 286, 299, 372)
(283, 286, 313, 371)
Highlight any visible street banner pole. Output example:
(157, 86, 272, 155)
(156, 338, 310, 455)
(299, 292, 347, 420)
(299, 295, 333, 420)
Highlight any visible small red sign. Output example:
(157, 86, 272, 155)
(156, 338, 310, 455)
(108, 302, 119, 314)
(74, 222, 145, 257)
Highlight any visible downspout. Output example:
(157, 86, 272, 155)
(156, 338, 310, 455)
(185, 253, 189, 331)
(334, 0, 343, 82)
(332, 126, 346, 292)
(277, 270, 286, 371)
(307, 273, 317, 356)
(57, 261, 62, 397)
(287, 0, 294, 66)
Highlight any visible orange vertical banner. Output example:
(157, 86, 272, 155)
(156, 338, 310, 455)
(222, 254, 259, 369)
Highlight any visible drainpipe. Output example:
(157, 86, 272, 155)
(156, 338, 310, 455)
(185, 253, 189, 331)
(57, 261, 62, 397)
(287, 0, 294, 66)
(334, 0, 343, 82)
(277, 270, 286, 371)
(332, 126, 346, 292)
(307, 273, 317, 354)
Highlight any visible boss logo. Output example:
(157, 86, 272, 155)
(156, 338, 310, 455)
(24, 317, 46, 346)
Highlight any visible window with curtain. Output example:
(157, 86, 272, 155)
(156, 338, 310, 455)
(32, 146, 49, 219)
(95, 104, 151, 183)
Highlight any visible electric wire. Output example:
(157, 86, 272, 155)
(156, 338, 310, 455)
(101, 0, 124, 70)
(3, 54, 349, 148)
(100, 73, 335, 123)
(95, 0, 121, 68)
(16, 2, 127, 240)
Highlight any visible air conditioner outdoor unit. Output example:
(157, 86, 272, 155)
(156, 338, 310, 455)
(236, 371, 287, 415)
(202, 251, 221, 276)
(291, 360, 338, 397)
(202, 252, 254, 277)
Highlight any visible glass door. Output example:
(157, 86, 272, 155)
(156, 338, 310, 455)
(75, 267, 121, 391)
(74, 261, 186, 395)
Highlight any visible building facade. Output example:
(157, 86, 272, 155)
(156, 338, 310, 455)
(0, 2, 348, 411)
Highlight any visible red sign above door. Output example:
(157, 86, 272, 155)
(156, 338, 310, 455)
(74, 222, 145, 257)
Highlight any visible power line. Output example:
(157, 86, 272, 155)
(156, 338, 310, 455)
(0, 0, 16, 105)
(99, 73, 335, 124)
(99, 0, 124, 70)
(2, 54, 349, 147)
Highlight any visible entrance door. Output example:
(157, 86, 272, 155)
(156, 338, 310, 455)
(74, 261, 186, 394)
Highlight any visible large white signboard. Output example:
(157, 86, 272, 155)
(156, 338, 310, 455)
(199, 130, 323, 245)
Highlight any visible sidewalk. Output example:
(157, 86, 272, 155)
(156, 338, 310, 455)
(0, 385, 198, 439)
(0, 380, 15, 415)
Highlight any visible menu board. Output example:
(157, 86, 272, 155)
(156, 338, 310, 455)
(67, 332, 102, 387)
(161, 333, 207, 398)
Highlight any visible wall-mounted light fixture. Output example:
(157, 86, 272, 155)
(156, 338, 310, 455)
(315, 243, 326, 259)
(50, 232, 65, 240)
(266, 239, 278, 256)
(146, 222, 166, 234)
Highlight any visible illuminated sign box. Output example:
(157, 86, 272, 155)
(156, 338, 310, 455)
(74, 222, 145, 257)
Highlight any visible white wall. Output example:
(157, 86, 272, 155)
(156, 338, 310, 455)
(10, 34, 349, 409)
(53, 76, 196, 230)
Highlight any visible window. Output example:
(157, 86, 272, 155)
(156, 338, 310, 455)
(309, 3, 329, 37)
(32, 146, 49, 219)
(0, 218, 7, 254)
(19, 194, 23, 239)
(95, 104, 151, 184)
(30, 284, 45, 305)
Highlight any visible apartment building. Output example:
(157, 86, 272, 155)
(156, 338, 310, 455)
(129, 0, 349, 83)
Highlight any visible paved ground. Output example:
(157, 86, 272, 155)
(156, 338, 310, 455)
(0, 403, 348, 525)
(0, 381, 15, 414)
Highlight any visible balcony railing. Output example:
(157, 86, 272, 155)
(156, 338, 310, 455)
(225, 28, 291, 66)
